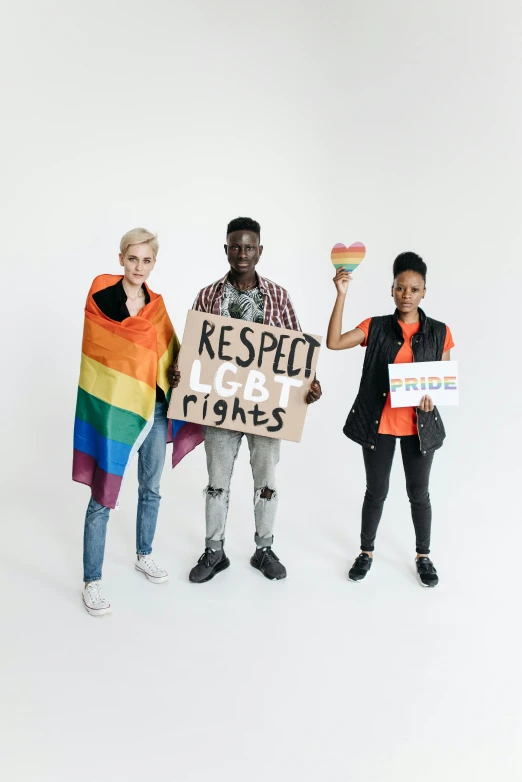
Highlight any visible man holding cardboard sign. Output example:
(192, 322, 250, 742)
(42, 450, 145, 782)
(168, 217, 322, 583)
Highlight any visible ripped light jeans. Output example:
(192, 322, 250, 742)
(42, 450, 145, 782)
(203, 426, 280, 549)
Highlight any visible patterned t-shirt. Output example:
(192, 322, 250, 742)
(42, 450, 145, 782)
(220, 281, 264, 323)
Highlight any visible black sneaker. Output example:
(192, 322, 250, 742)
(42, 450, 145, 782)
(348, 553, 373, 582)
(250, 547, 287, 580)
(416, 556, 439, 588)
(189, 548, 230, 583)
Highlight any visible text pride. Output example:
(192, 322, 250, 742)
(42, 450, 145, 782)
(390, 376, 457, 392)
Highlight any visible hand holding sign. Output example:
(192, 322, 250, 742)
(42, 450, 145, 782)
(167, 363, 181, 388)
(333, 266, 352, 296)
(418, 394, 435, 412)
(306, 378, 322, 404)
(331, 242, 366, 295)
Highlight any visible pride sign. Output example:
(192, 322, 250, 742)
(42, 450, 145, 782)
(388, 360, 459, 408)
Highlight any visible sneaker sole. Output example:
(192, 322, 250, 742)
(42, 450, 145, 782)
(418, 575, 439, 588)
(135, 564, 169, 584)
(189, 557, 230, 583)
(250, 559, 287, 580)
(82, 596, 112, 616)
(348, 575, 367, 582)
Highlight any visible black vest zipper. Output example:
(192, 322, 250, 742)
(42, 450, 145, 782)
(411, 335, 423, 453)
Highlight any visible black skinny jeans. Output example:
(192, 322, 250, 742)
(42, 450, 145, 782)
(361, 435, 434, 555)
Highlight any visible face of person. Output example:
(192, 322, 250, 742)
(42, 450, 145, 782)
(119, 243, 156, 285)
(392, 271, 426, 314)
(224, 230, 263, 275)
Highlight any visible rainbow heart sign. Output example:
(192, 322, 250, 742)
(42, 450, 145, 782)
(331, 242, 366, 272)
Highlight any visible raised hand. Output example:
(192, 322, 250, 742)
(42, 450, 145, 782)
(333, 267, 353, 296)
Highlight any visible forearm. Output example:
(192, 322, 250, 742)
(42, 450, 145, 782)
(326, 293, 347, 349)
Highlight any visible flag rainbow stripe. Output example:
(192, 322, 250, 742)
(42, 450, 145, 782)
(73, 275, 202, 508)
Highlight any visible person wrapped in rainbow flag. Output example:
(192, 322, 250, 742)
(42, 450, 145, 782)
(72, 227, 202, 616)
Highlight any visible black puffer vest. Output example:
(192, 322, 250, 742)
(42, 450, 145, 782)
(343, 308, 447, 455)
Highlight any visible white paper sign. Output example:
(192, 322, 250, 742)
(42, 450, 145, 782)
(388, 361, 459, 408)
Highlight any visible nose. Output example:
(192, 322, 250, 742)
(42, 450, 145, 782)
(239, 249, 248, 260)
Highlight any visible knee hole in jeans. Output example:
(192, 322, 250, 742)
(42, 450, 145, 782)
(255, 487, 276, 503)
(205, 486, 227, 499)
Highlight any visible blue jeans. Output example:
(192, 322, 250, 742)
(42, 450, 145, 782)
(83, 401, 169, 582)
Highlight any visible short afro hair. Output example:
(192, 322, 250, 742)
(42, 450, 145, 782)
(226, 216, 261, 238)
(393, 252, 427, 283)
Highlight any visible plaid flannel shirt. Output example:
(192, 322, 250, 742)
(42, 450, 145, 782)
(192, 272, 301, 331)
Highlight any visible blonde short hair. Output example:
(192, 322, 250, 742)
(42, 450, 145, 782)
(120, 227, 159, 258)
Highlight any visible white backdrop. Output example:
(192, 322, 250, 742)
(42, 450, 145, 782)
(1, 1, 521, 780)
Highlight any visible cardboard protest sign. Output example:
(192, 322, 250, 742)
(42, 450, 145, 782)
(388, 361, 459, 408)
(168, 311, 322, 442)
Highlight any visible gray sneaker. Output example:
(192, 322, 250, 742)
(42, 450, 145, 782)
(250, 547, 287, 580)
(189, 548, 230, 583)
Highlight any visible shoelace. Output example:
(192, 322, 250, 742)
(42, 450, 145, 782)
(86, 582, 106, 606)
(139, 555, 160, 573)
(258, 547, 279, 565)
(199, 548, 217, 568)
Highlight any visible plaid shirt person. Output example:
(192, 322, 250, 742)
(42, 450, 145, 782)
(192, 272, 301, 331)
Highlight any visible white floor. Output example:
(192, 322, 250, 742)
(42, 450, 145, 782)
(2, 433, 520, 782)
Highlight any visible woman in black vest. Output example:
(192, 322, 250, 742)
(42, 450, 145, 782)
(327, 253, 454, 587)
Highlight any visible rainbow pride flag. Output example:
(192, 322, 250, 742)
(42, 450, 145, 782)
(73, 274, 203, 509)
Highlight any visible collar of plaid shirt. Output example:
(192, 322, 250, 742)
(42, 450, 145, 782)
(194, 271, 301, 331)
(216, 271, 269, 294)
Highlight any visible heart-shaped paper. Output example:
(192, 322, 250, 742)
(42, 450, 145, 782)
(331, 242, 366, 271)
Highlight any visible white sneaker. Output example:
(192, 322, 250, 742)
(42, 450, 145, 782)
(83, 580, 111, 617)
(135, 555, 169, 584)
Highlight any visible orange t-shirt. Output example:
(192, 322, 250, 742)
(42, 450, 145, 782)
(357, 318, 455, 437)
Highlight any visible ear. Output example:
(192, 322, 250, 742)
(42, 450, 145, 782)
(224, 244, 228, 255)
(258, 245, 263, 257)
(119, 253, 124, 267)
